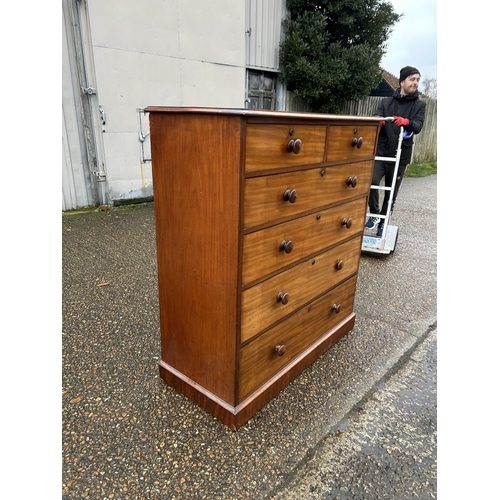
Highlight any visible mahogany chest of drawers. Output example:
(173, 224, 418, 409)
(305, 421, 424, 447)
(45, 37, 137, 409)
(146, 106, 379, 429)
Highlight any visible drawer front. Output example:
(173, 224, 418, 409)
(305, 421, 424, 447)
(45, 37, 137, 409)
(244, 161, 373, 229)
(241, 237, 361, 343)
(242, 197, 366, 286)
(239, 275, 357, 400)
(326, 125, 378, 162)
(245, 124, 327, 173)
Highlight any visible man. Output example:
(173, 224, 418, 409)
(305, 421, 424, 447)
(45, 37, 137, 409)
(365, 66, 426, 237)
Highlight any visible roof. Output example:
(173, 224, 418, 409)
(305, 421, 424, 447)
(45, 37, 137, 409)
(369, 69, 400, 97)
(382, 70, 399, 91)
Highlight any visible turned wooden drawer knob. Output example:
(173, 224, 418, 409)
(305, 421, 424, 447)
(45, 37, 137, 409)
(346, 176, 358, 188)
(275, 344, 287, 357)
(341, 217, 352, 228)
(280, 240, 294, 254)
(331, 303, 342, 314)
(335, 260, 344, 270)
(287, 138, 303, 154)
(351, 137, 364, 148)
(277, 292, 290, 305)
(283, 189, 298, 203)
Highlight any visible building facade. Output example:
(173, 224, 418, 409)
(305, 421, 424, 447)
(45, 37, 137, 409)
(62, 0, 295, 210)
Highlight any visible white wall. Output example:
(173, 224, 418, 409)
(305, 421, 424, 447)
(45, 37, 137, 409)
(63, 0, 247, 208)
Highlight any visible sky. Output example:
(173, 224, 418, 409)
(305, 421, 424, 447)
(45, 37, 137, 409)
(380, 0, 437, 81)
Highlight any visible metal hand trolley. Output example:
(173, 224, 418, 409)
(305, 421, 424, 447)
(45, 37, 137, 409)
(362, 117, 406, 255)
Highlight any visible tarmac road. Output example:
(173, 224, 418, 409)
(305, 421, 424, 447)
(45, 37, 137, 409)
(61, 174, 437, 499)
(269, 326, 437, 499)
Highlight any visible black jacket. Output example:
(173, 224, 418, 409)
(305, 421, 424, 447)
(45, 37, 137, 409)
(374, 89, 426, 166)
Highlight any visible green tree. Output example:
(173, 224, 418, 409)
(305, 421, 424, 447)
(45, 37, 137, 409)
(280, 0, 402, 113)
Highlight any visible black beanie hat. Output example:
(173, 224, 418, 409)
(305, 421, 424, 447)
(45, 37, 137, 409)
(399, 66, 420, 83)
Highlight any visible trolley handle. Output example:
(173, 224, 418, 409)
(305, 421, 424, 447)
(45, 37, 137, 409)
(380, 116, 401, 125)
(379, 116, 407, 140)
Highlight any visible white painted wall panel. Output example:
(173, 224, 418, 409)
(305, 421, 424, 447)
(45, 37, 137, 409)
(81, 0, 247, 206)
(86, 0, 180, 57)
(92, 47, 182, 133)
(101, 132, 152, 202)
(177, 2, 245, 65)
(179, 60, 246, 106)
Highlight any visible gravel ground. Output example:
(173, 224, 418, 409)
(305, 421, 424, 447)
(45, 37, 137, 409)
(61, 175, 437, 499)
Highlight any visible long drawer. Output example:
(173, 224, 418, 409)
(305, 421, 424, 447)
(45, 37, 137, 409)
(244, 161, 373, 229)
(241, 236, 361, 343)
(242, 197, 366, 286)
(245, 124, 327, 173)
(239, 275, 358, 400)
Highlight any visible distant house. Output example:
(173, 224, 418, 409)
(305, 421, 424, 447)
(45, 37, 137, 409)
(370, 69, 400, 97)
(370, 69, 430, 98)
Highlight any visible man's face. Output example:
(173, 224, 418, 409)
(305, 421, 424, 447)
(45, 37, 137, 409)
(400, 74, 420, 95)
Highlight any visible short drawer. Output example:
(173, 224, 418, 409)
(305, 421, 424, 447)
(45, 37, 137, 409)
(242, 197, 366, 286)
(238, 275, 357, 400)
(326, 125, 378, 162)
(244, 161, 373, 229)
(241, 237, 361, 342)
(245, 124, 327, 173)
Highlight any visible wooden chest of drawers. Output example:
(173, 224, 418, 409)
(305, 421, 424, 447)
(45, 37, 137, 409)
(146, 106, 380, 429)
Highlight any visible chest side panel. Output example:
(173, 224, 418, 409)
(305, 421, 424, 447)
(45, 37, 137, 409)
(150, 112, 242, 404)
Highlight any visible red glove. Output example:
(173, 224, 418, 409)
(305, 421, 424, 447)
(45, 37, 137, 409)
(374, 115, 385, 126)
(393, 116, 410, 127)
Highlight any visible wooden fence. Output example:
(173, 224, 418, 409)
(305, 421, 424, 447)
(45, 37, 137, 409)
(283, 91, 437, 164)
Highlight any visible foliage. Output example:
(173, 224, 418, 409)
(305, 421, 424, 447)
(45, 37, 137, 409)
(420, 77, 437, 99)
(280, 0, 402, 113)
(405, 162, 437, 178)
